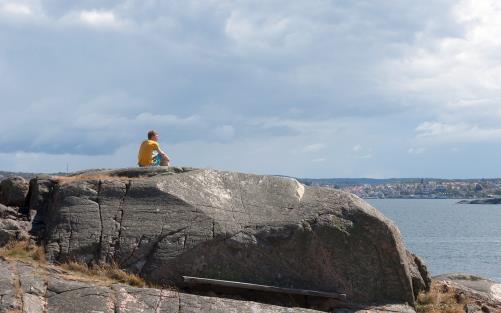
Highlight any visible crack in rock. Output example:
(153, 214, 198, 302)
(140, 226, 189, 275)
(113, 180, 131, 260)
(97, 180, 104, 261)
(122, 235, 145, 265)
(177, 291, 182, 313)
(48, 286, 93, 296)
(153, 289, 165, 313)
(13, 262, 24, 312)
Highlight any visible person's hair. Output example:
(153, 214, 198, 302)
(147, 130, 158, 140)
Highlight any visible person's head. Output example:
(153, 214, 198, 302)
(147, 130, 159, 141)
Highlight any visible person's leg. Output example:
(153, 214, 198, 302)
(160, 155, 169, 166)
(153, 154, 161, 166)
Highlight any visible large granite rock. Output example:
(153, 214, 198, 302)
(0, 176, 29, 207)
(0, 258, 415, 313)
(27, 167, 426, 307)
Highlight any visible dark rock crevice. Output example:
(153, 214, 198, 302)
(112, 179, 131, 259)
(177, 291, 182, 313)
(97, 180, 104, 262)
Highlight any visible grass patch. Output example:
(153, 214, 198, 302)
(61, 261, 146, 288)
(416, 281, 467, 313)
(0, 240, 46, 264)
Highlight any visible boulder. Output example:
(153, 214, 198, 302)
(31, 167, 422, 306)
(28, 176, 53, 212)
(0, 176, 29, 207)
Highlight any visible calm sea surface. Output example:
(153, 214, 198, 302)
(367, 199, 501, 282)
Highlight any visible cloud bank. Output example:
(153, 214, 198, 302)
(1, 0, 501, 178)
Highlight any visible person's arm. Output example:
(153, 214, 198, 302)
(153, 142, 170, 165)
(152, 142, 168, 159)
(158, 148, 170, 162)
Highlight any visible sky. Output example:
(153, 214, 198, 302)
(1, 0, 501, 178)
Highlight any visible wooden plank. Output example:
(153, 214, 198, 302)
(182, 276, 347, 301)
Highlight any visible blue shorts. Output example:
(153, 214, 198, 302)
(152, 154, 161, 166)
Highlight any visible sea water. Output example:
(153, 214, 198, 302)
(367, 199, 501, 283)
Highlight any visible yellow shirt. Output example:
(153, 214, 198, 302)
(137, 140, 160, 166)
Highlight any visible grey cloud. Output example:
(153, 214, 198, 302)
(0, 0, 466, 159)
(0, 93, 205, 154)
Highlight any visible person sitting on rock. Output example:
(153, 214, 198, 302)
(138, 130, 170, 167)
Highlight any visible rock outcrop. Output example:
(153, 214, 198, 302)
(0, 167, 432, 312)
(25, 167, 427, 307)
(433, 273, 501, 307)
(0, 258, 417, 313)
(457, 198, 501, 204)
(0, 176, 29, 207)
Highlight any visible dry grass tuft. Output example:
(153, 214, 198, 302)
(61, 261, 146, 288)
(52, 174, 130, 184)
(0, 240, 46, 264)
(416, 281, 467, 313)
(62, 261, 89, 273)
(0, 240, 148, 289)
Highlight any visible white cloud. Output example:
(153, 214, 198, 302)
(415, 121, 501, 143)
(224, 10, 311, 50)
(134, 112, 200, 127)
(303, 143, 325, 152)
(357, 153, 372, 159)
(382, 0, 501, 125)
(0, 3, 32, 15)
(59, 10, 125, 29)
(415, 122, 457, 138)
(352, 144, 372, 159)
(249, 117, 342, 136)
(80, 10, 116, 25)
(312, 158, 326, 163)
(4, 0, 501, 177)
(408, 147, 426, 155)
